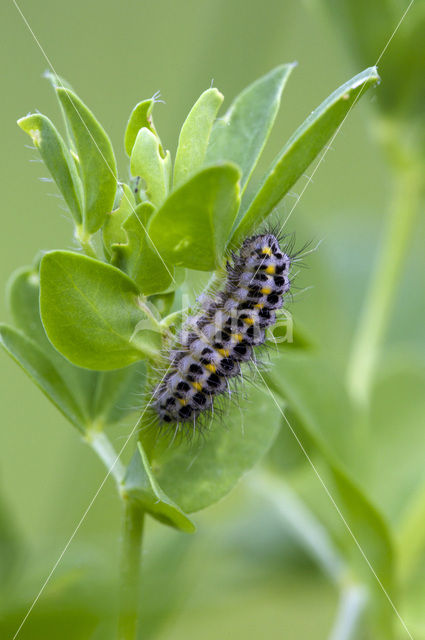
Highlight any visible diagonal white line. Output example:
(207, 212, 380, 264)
(253, 364, 414, 639)
(277, 0, 415, 236)
(12, 0, 175, 285)
(376, 0, 415, 65)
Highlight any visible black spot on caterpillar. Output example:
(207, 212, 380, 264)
(152, 233, 292, 431)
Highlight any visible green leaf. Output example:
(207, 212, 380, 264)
(173, 88, 224, 188)
(114, 202, 174, 296)
(56, 87, 117, 234)
(124, 98, 158, 156)
(151, 384, 281, 513)
(7, 265, 97, 423)
(205, 64, 295, 193)
(102, 184, 136, 258)
(17, 113, 83, 223)
(0, 324, 86, 430)
(148, 164, 241, 271)
(232, 67, 380, 243)
(123, 443, 196, 533)
(40, 251, 161, 370)
(6, 265, 147, 427)
(130, 128, 171, 207)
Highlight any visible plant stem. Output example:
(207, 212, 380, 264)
(85, 430, 126, 487)
(252, 471, 346, 584)
(328, 584, 368, 640)
(75, 225, 98, 259)
(118, 498, 145, 640)
(346, 163, 422, 409)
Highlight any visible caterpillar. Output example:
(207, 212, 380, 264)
(152, 232, 292, 430)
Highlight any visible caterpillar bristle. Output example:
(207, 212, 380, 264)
(150, 232, 296, 437)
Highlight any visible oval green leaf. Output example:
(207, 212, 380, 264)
(173, 88, 224, 188)
(232, 67, 380, 243)
(151, 384, 281, 513)
(17, 113, 83, 223)
(148, 164, 241, 271)
(56, 87, 117, 234)
(7, 265, 98, 424)
(40, 251, 161, 370)
(205, 63, 295, 193)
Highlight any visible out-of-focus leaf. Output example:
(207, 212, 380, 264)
(56, 87, 117, 234)
(130, 128, 171, 208)
(40, 251, 161, 370)
(265, 353, 395, 636)
(232, 67, 380, 243)
(123, 444, 196, 533)
(124, 98, 158, 156)
(206, 64, 295, 192)
(148, 164, 241, 270)
(174, 88, 223, 188)
(0, 325, 86, 430)
(324, 0, 425, 123)
(17, 114, 83, 223)
(151, 384, 281, 513)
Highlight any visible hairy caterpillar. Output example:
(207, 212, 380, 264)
(152, 233, 292, 429)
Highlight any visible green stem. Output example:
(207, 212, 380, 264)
(328, 584, 368, 640)
(75, 225, 98, 259)
(85, 430, 126, 487)
(346, 164, 422, 409)
(118, 499, 145, 640)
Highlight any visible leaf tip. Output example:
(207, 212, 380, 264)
(17, 115, 41, 146)
(362, 65, 381, 87)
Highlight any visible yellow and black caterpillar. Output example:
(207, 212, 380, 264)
(153, 233, 291, 426)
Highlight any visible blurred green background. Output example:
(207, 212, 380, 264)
(1, 0, 424, 638)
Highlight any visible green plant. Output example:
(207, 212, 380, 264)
(1, 64, 380, 639)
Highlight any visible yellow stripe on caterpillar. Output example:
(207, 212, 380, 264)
(254, 303, 264, 309)
(178, 398, 187, 406)
(260, 287, 272, 295)
(243, 317, 254, 325)
(192, 381, 203, 391)
(218, 348, 230, 357)
(265, 265, 275, 274)
(205, 363, 216, 373)
(261, 247, 272, 255)
(231, 333, 243, 342)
